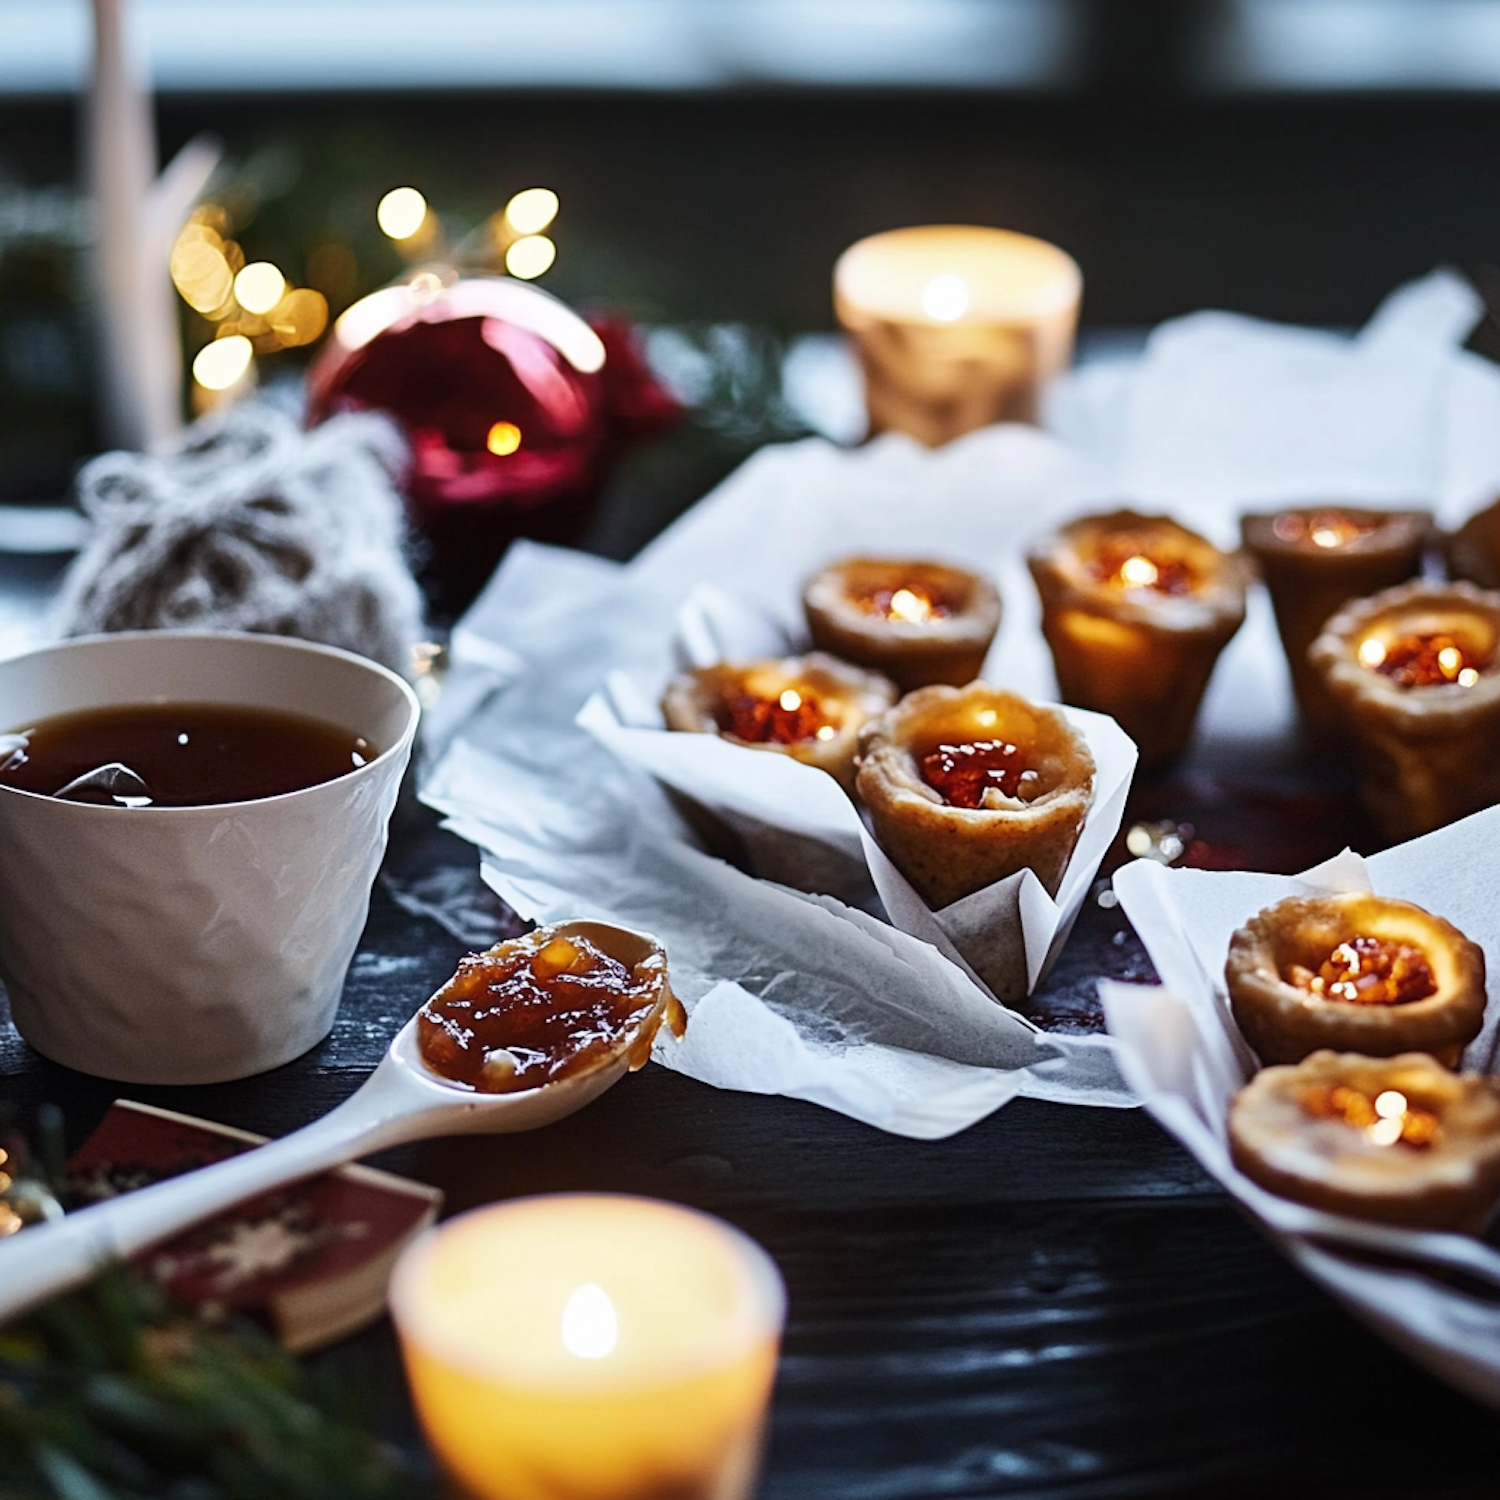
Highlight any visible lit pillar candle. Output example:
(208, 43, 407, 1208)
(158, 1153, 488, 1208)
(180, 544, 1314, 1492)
(833, 225, 1081, 447)
(390, 1195, 785, 1500)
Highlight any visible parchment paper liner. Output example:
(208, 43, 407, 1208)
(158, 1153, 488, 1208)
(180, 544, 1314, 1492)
(580, 586, 1138, 1001)
(1107, 807, 1500, 1408)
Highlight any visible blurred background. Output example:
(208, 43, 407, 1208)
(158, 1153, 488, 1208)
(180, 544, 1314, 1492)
(6, 0, 1500, 553)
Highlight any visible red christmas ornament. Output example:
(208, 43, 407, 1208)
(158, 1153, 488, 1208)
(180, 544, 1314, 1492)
(306, 276, 682, 616)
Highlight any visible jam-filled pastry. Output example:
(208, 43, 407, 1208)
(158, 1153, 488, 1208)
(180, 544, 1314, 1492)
(855, 682, 1094, 908)
(1308, 580, 1500, 839)
(1446, 493, 1500, 590)
(1026, 510, 1249, 769)
(1224, 892, 1485, 1069)
(661, 652, 897, 795)
(1239, 506, 1430, 734)
(802, 556, 1002, 693)
(1229, 1050, 1500, 1233)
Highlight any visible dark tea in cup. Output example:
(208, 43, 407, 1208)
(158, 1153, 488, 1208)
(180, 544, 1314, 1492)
(0, 703, 377, 807)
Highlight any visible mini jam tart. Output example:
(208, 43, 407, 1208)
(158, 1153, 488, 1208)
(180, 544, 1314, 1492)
(1239, 506, 1430, 734)
(416, 920, 685, 1094)
(1308, 580, 1500, 839)
(1229, 1050, 1500, 1233)
(661, 652, 897, 795)
(1224, 892, 1485, 1069)
(855, 682, 1095, 910)
(802, 557, 1002, 693)
(1026, 511, 1249, 769)
(1446, 493, 1500, 590)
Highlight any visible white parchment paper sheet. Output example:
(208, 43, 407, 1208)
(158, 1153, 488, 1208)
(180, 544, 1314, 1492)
(1108, 808, 1500, 1406)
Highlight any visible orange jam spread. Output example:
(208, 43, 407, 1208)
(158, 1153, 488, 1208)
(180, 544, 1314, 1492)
(417, 934, 672, 1093)
(851, 584, 955, 624)
(1271, 510, 1382, 550)
(1360, 632, 1486, 689)
(1286, 935, 1436, 1007)
(1086, 537, 1197, 596)
(1300, 1083, 1441, 1149)
(920, 739, 1040, 808)
(719, 686, 839, 745)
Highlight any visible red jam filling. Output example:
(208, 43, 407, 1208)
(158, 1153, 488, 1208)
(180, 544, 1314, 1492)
(1271, 510, 1382, 549)
(417, 934, 669, 1093)
(1286, 935, 1436, 1007)
(1363, 632, 1486, 689)
(851, 584, 956, 624)
(920, 739, 1040, 808)
(1300, 1083, 1441, 1149)
(1085, 537, 1198, 596)
(719, 686, 838, 745)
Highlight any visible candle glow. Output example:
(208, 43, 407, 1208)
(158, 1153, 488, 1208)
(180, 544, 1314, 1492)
(391, 1196, 784, 1500)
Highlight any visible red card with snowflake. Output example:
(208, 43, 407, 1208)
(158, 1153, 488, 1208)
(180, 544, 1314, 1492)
(66, 1100, 442, 1353)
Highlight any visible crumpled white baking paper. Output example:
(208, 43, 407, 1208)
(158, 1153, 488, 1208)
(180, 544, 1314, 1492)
(578, 581, 1137, 1001)
(422, 426, 1136, 1138)
(1107, 807, 1500, 1407)
(1048, 268, 1500, 542)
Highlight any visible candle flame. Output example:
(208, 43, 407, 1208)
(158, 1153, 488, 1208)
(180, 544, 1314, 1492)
(486, 421, 523, 456)
(561, 1283, 618, 1359)
(920, 273, 969, 323)
(1358, 637, 1386, 668)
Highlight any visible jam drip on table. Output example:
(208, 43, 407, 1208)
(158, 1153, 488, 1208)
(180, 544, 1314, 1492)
(1364, 632, 1487, 689)
(850, 584, 955, 624)
(921, 739, 1040, 809)
(1085, 537, 1198, 597)
(1285, 935, 1437, 1007)
(417, 934, 673, 1094)
(1300, 1082, 1441, 1150)
(719, 688, 837, 745)
(1270, 510, 1382, 549)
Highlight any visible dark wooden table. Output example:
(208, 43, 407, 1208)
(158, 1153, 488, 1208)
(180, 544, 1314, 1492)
(1, 549, 1497, 1500)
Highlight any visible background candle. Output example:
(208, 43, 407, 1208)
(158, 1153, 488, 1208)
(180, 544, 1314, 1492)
(833, 224, 1081, 447)
(390, 1194, 785, 1500)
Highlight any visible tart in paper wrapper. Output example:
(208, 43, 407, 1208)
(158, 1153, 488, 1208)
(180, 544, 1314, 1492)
(579, 585, 1137, 1003)
(1105, 807, 1500, 1408)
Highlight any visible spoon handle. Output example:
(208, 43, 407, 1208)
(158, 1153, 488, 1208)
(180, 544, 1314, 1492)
(0, 1058, 426, 1324)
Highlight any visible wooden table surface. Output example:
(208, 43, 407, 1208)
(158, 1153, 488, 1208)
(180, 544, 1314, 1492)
(1, 548, 1497, 1499)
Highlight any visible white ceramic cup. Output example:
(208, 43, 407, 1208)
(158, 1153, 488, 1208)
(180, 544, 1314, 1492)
(0, 631, 420, 1084)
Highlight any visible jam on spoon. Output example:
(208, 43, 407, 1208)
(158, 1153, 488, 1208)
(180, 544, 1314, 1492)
(417, 930, 684, 1094)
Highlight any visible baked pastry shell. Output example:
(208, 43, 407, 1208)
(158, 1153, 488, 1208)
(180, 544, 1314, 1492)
(1239, 506, 1430, 732)
(1229, 1049, 1500, 1234)
(803, 556, 1002, 693)
(855, 682, 1095, 909)
(1224, 891, 1486, 1068)
(1308, 580, 1500, 839)
(1027, 510, 1249, 769)
(661, 652, 897, 796)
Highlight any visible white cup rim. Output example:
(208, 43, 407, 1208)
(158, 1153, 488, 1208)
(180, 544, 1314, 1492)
(0, 629, 421, 815)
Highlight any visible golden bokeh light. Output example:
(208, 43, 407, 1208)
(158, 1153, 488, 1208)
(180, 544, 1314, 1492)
(505, 234, 556, 280)
(268, 287, 330, 347)
(504, 187, 560, 236)
(378, 186, 429, 241)
(486, 420, 523, 456)
(192, 334, 254, 391)
(170, 224, 234, 314)
(234, 261, 287, 316)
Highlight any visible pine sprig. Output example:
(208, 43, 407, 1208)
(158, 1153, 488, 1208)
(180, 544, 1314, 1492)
(0, 1256, 426, 1500)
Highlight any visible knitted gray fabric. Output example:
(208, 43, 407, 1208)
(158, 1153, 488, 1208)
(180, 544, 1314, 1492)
(54, 402, 424, 675)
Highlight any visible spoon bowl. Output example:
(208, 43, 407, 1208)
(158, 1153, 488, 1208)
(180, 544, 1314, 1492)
(0, 919, 681, 1324)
